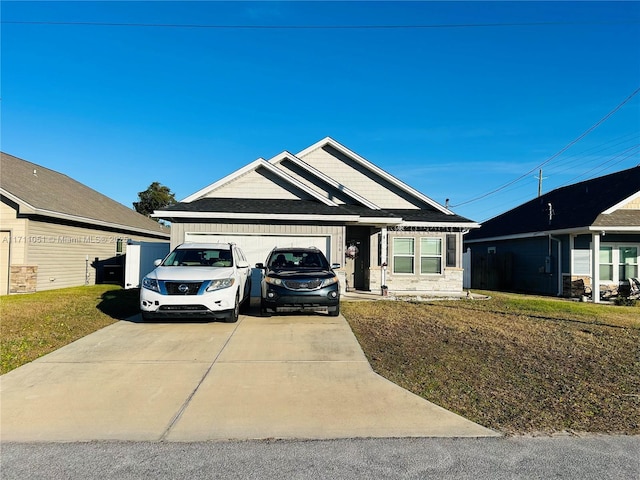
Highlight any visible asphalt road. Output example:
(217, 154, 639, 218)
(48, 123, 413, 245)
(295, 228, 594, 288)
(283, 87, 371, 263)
(2, 436, 638, 479)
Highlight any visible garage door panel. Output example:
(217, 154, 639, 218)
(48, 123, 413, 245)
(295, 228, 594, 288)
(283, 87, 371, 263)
(184, 233, 330, 267)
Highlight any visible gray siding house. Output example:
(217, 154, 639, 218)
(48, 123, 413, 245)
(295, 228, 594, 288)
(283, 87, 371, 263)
(155, 137, 478, 296)
(0, 152, 170, 294)
(464, 166, 640, 302)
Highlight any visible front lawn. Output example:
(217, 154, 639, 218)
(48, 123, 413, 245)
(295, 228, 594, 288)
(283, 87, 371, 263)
(0, 285, 139, 374)
(342, 292, 640, 435)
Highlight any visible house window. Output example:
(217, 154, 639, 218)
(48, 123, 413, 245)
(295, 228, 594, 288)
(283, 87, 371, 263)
(116, 238, 124, 255)
(592, 244, 639, 283)
(420, 238, 442, 274)
(572, 250, 591, 276)
(393, 238, 414, 274)
(619, 246, 638, 280)
(446, 234, 456, 267)
(599, 246, 613, 282)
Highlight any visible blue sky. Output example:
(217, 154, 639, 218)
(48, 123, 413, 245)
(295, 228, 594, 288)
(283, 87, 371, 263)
(2, 1, 639, 222)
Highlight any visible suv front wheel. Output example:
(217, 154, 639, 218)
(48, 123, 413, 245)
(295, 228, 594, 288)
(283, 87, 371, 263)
(225, 292, 240, 323)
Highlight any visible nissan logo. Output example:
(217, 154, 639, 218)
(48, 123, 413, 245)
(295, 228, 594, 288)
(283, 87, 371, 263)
(178, 284, 189, 294)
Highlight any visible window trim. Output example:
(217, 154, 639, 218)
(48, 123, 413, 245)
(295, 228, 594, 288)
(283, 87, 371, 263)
(390, 235, 448, 276)
(392, 237, 415, 274)
(618, 245, 638, 281)
(589, 242, 640, 284)
(420, 237, 443, 275)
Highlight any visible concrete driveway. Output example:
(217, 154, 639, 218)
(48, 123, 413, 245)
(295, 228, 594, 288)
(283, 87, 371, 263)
(0, 312, 499, 442)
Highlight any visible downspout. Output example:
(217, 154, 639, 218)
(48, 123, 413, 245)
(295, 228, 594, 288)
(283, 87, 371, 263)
(549, 235, 562, 296)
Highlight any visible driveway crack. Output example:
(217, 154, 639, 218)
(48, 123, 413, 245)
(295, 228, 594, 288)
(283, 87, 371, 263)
(159, 319, 243, 441)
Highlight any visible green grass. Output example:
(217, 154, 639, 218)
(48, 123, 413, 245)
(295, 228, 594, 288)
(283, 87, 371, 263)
(0, 285, 140, 374)
(343, 291, 640, 435)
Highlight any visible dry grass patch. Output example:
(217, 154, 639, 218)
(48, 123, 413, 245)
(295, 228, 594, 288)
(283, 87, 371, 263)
(343, 293, 640, 435)
(1, 285, 139, 374)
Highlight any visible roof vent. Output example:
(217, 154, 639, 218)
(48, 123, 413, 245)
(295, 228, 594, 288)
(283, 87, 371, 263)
(33, 169, 37, 177)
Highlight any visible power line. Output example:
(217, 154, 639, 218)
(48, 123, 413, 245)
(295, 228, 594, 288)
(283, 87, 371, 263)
(3, 20, 640, 29)
(543, 132, 639, 177)
(557, 144, 640, 187)
(450, 86, 640, 208)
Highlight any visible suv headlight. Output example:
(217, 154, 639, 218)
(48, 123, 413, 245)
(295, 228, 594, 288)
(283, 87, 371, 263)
(264, 276, 283, 286)
(142, 277, 159, 292)
(320, 277, 339, 287)
(206, 278, 235, 292)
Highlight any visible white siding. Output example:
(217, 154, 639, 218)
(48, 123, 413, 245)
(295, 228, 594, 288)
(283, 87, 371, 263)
(205, 169, 302, 200)
(276, 160, 347, 205)
(298, 146, 419, 209)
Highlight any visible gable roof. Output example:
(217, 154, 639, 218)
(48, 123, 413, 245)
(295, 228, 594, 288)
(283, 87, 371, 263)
(466, 166, 640, 240)
(0, 152, 169, 237)
(268, 151, 381, 210)
(181, 157, 338, 206)
(296, 137, 452, 214)
(159, 137, 477, 228)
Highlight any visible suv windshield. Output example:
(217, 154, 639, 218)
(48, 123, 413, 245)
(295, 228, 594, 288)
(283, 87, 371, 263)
(268, 251, 329, 270)
(163, 248, 233, 267)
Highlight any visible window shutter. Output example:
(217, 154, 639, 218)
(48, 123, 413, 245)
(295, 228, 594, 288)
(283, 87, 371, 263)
(446, 234, 456, 267)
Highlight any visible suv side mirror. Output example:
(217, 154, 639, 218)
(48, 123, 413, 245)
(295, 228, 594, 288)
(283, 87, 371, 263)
(154, 259, 162, 267)
(237, 260, 249, 269)
(255, 263, 264, 269)
(331, 263, 341, 269)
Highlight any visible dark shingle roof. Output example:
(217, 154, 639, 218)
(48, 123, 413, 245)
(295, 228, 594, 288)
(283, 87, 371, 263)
(1, 152, 169, 236)
(466, 166, 640, 240)
(163, 198, 352, 216)
(385, 209, 475, 224)
(161, 198, 476, 224)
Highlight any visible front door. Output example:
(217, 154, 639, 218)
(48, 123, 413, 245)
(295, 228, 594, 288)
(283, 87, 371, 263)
(345, 227, 370, 291)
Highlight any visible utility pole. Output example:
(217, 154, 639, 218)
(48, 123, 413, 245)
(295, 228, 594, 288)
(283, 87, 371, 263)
(538, 169, 542, 197)
(535, 169, 547, 197)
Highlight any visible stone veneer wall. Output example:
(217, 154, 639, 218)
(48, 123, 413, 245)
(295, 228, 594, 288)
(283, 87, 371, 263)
(368, 266, 464, 296)
(10, 265, 38, 293)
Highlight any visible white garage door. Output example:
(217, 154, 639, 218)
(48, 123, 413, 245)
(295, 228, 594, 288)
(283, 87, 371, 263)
(184, 233, 331, 267)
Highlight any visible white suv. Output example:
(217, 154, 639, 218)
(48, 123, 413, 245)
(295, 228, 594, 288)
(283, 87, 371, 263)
(140, 243, 251, 322)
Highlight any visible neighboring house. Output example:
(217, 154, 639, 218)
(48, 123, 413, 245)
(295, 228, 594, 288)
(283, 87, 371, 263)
(464, 166, 640, 302)
(154, 137, 478, 296)
(0, 152, 170, 294)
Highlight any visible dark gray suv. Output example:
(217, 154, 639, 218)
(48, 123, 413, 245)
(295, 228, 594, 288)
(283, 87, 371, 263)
(257, 247, 340, 316)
